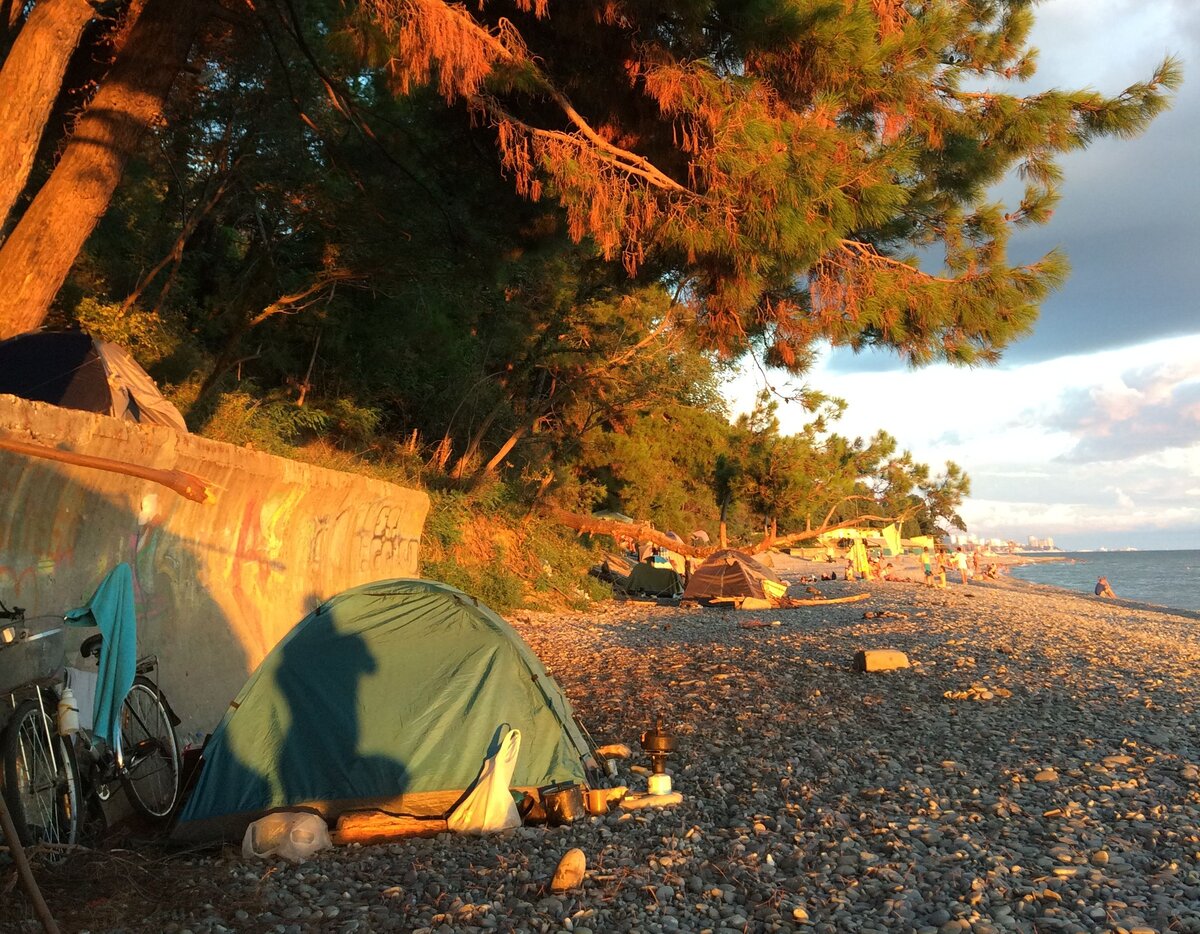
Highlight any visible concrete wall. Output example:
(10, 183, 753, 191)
(0, 395, 430, 736)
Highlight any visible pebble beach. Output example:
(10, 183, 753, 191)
(5, 558, 1200, 934)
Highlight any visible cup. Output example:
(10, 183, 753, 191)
(585, 788, 609, 815)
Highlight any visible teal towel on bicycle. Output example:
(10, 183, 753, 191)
(66, 563, 137, 745)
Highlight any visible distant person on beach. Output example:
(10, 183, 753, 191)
(921, 548, 934, 588)
(971, 550, 982, 577)
(935, 551, 948, 588)
(953, 547, 969, 584)
(1095, 576, 1116, 598)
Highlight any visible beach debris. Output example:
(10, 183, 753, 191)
(739, 618, 781, 629)
(550, 848, 586, 892)
(595, 742, 632, 759)
(853, 649, 910, 672)
(862, 610, 909, 619)
(619, 791, 683, 810)
(943, 683, 1012, 702)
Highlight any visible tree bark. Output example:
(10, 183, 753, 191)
(0, 0, 28, 57)
(546, 507, 707, 559)
(0, 0, 95, 232)
(0, 0, 204, 339)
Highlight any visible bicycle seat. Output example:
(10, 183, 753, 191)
(80, 632, 104, 659)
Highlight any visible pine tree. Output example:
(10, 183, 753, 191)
(353, 0, 1180, 368)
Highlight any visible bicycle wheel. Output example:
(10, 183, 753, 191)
(1, 697, 80, 846)
(119, 677, 181, 821)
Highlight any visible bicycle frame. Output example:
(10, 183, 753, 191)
(75, 656, 150, 776)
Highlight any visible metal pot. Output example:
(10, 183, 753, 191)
(539, 781, 586, 826)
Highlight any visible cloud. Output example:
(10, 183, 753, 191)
(1048, 368, 1200, 462)
(1111, 487, 1135, 510)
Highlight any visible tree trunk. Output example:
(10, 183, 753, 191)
(718, 498, 729, 549)
(0, 0, 29, 57)
(481, 419, 532, 476)
(0, 0, 203, 339)
(0, 0, 94, 232)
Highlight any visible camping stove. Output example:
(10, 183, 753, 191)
(640, 714, 676, 795)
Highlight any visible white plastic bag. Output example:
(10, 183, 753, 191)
(447, 728, 522, 834)
(242, 811, 332, 861)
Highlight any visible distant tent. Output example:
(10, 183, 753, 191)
(173, 579, 592, 842)
(625, 563, 684, 598)
(690, 529, 710, 545)
(637, 541, 685, 575)
(0, 331, 187, 432)
(683, 549, 788, 602)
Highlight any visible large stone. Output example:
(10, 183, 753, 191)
(551, 848, 587, 892)
(853, 649, 911, 672)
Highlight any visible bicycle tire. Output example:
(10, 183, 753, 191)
(1, 697, 80, 846)
(119, 676, 182, 820)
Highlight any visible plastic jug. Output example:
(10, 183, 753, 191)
(242, 811, 332, 861)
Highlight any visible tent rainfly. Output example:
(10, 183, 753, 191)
(173, 579, 593, 842)
(0, 331, 187, 432)
(683, 549, 788, 602)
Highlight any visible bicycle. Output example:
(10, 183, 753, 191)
(0, 601, 184, 845)
(72, 631, 183, 825)
(0, 600, 80, 847)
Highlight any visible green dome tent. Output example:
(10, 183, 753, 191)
(174, 580, 592, 842)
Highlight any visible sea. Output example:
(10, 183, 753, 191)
(1008, 549, 1200, 613)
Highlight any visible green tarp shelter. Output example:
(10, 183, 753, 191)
(173, 579, 592, 842)
(625, 563, 684, 597)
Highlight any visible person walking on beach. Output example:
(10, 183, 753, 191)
(1095, 576, 1116, 598)
(921, 548, 934, 588)
(953, 547, 969, 584)
(935, 551, 948, 588)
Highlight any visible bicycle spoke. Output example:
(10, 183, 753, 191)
(3, 702, 78, 845)
(119, 681, 181, 820)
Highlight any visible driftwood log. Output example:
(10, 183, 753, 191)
(548, 507, 909, 558)
(333, 811, 448, 845)
(0, 435, 215, 504)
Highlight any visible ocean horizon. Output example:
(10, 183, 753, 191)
(1008, 549, 1200, 613)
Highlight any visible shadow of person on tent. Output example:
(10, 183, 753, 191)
(273, 596, 409, 810)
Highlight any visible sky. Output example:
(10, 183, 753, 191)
(727, 0, 1200, 551)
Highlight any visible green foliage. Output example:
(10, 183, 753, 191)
(421, 555, 527, 614)
(73, 298, 181, 366)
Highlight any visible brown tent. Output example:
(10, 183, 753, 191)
(683, 549, 788, 602)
